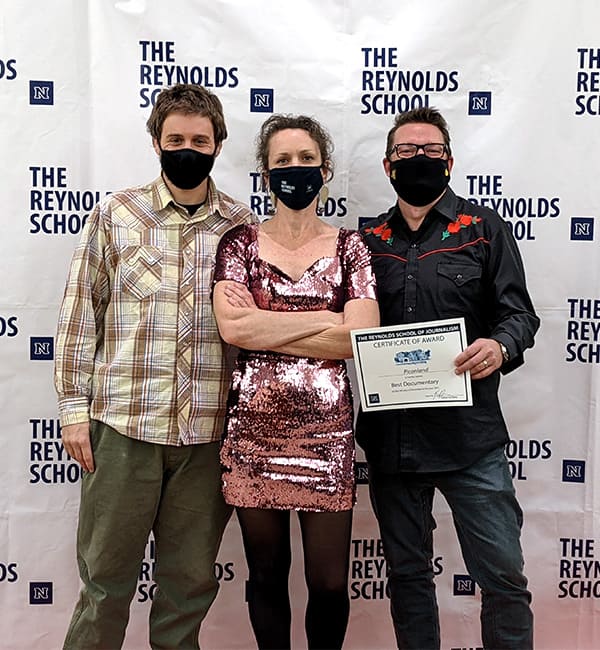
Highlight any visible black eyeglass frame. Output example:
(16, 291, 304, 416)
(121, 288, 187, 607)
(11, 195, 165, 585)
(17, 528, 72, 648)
(387, 143, 449, 159)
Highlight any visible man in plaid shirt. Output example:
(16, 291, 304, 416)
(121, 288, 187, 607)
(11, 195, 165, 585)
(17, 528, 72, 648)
(55, 84, 255, 649)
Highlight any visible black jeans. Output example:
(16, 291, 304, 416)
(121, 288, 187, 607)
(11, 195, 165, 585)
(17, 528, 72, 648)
(369, 447, 533, 650)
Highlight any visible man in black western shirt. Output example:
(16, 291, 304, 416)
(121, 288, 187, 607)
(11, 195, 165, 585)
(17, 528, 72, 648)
(357, 107, 539, 650)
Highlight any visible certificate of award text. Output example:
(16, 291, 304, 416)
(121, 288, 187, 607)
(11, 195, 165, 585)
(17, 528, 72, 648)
(351, 317, 473, 411)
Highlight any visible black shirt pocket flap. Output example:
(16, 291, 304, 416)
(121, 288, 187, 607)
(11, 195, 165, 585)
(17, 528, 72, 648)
(437, 263, 482, 287)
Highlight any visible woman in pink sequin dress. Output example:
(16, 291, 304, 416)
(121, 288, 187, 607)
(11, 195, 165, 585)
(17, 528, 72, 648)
(213, 114, 379, 650)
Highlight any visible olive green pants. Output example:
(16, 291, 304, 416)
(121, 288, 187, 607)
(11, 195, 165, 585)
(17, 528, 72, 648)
(63, 421, 231, 650)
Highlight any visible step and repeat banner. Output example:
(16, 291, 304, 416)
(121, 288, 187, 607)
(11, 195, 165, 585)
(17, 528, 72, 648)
(1, 1, 599, 648)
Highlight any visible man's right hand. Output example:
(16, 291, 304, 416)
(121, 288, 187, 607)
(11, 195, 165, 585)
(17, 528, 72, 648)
(62, 422, 95, 473)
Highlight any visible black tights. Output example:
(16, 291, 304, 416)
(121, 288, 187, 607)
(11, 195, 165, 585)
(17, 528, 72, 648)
(236, 507, 353, 650)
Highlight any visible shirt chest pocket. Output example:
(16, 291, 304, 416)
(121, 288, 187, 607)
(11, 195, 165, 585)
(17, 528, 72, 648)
(436, 262, 482, 309)
(437, 262, 482, 286)
(120, 245, 163, 300)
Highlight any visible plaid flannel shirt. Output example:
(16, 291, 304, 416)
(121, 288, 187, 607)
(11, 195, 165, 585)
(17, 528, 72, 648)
(55, 176, 256, 445)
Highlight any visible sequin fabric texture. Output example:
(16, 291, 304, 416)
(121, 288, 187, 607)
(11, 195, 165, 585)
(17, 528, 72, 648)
(214, 224, 377, 512)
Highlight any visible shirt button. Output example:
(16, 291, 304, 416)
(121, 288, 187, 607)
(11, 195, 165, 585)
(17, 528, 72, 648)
(456, 273, 463, 280)
(407, 274, 414, 280)
(407, 306, 413, 312)
(410, 243, 417, 249)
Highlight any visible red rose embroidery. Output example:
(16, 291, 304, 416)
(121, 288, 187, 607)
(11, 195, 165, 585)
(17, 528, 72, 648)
(366, 221, 394, 245)
(441, 214, 483, 240)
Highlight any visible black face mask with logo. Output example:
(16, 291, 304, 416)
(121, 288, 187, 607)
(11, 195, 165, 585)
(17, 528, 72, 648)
(160, 148, 215, 190)
(268, 166, 324, 211)
(389, 156, 450, 207)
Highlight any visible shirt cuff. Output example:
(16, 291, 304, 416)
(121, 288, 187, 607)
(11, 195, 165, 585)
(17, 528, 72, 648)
(57, 396, 90, 427)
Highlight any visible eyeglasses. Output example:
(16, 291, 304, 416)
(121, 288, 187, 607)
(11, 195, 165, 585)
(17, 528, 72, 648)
(388, 143, 448, 159)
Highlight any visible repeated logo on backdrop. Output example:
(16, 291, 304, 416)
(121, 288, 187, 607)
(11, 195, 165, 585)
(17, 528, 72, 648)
(453, 574, 476, 596)
(0, 562, 18, 584)
(0, 315, 18, 337)
(565, 298, 600, 364)
(359, 47, 459, 115)
(570, 216, 595, 241)
(468, 91, 492, 116)
(505, 439, 552, 481)
(29, 81, 53, 105)
(467, 174, 560, 242)
(29, 418, 82, 485)
(28, 165, 109, 236)
(575, 48, 600, 115)
(29, 582, 53, 605)
(0, 57, 17, 80)
(1, 55, 55, 106)
(2, 12, 600, 649)
(250, 88, 274, 113)
(558, 538, 600, 598)
(562, 460, 586, 484)
(350, 537, 390, 600)
(138, 40, 239, 108)
(30, 336, 54, 360)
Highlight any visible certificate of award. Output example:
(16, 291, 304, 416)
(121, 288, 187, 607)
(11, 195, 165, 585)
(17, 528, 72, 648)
(351, 317, 472, 411)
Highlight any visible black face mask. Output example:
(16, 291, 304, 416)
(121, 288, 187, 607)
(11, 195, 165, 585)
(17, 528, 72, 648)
(389, 156, 450, 207)
(268, 166, 323, 211)
(160, 147, 215, 190)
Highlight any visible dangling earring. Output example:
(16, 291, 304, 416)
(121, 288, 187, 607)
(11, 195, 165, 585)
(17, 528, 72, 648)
(316, 184, 329, 216)
(267, 191, 277, 216)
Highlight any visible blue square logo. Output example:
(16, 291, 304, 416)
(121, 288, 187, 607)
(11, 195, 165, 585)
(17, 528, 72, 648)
(29, 80, 54, 105)
(29, 581, 53, 605)
(468, 91, 492, 115)
(355, 461, 369, 485)
(562, 459, 585, 483)
(30, 336, 54, 360)
(570, 217, 594, 241)
(453, 574, 475, 595)
(250, 88, 274, 113)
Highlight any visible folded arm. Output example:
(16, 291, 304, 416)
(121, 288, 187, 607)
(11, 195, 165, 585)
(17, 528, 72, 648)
(213, 280, 343, 349)
(214, 280, 379, 359)
(272, 297, 380, 359)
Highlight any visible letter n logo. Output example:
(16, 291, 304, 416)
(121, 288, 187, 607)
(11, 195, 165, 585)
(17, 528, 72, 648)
(29, 581, 53, 604)
(250, 88, 274, 113)
(453, 574, 476, 595)
(30, 336, 54, 360)
(468, 91, 492, 115)
(570, 217, 594, 241)
(29, 80, 54, 105)
(562, 459, 585, 483)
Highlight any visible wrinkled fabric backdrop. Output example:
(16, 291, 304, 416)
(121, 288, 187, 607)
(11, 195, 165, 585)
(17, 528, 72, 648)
(0, 1, 599, 648)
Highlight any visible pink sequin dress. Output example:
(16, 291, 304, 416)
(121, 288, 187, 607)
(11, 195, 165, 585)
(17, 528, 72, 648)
(214, 223, 377, 512)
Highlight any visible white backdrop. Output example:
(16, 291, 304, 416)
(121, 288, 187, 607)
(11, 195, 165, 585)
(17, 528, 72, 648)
(1, 1, 599, 648)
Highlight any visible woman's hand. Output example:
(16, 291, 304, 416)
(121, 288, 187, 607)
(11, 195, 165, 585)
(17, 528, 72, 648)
(223, 282, 257, 309)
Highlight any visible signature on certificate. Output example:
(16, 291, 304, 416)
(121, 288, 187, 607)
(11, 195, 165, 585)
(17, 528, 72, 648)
(427, 388, 459, 400)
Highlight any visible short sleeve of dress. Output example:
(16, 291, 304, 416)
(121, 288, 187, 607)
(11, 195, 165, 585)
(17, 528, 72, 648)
(340, 229, 378, 302)
(213, 223, 252, 286)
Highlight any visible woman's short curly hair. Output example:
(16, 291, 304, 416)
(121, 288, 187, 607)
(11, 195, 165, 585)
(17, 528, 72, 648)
(255, 114, 334, 180)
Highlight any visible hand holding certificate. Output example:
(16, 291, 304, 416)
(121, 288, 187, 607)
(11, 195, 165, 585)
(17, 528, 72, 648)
(351, 317, 473, 411)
